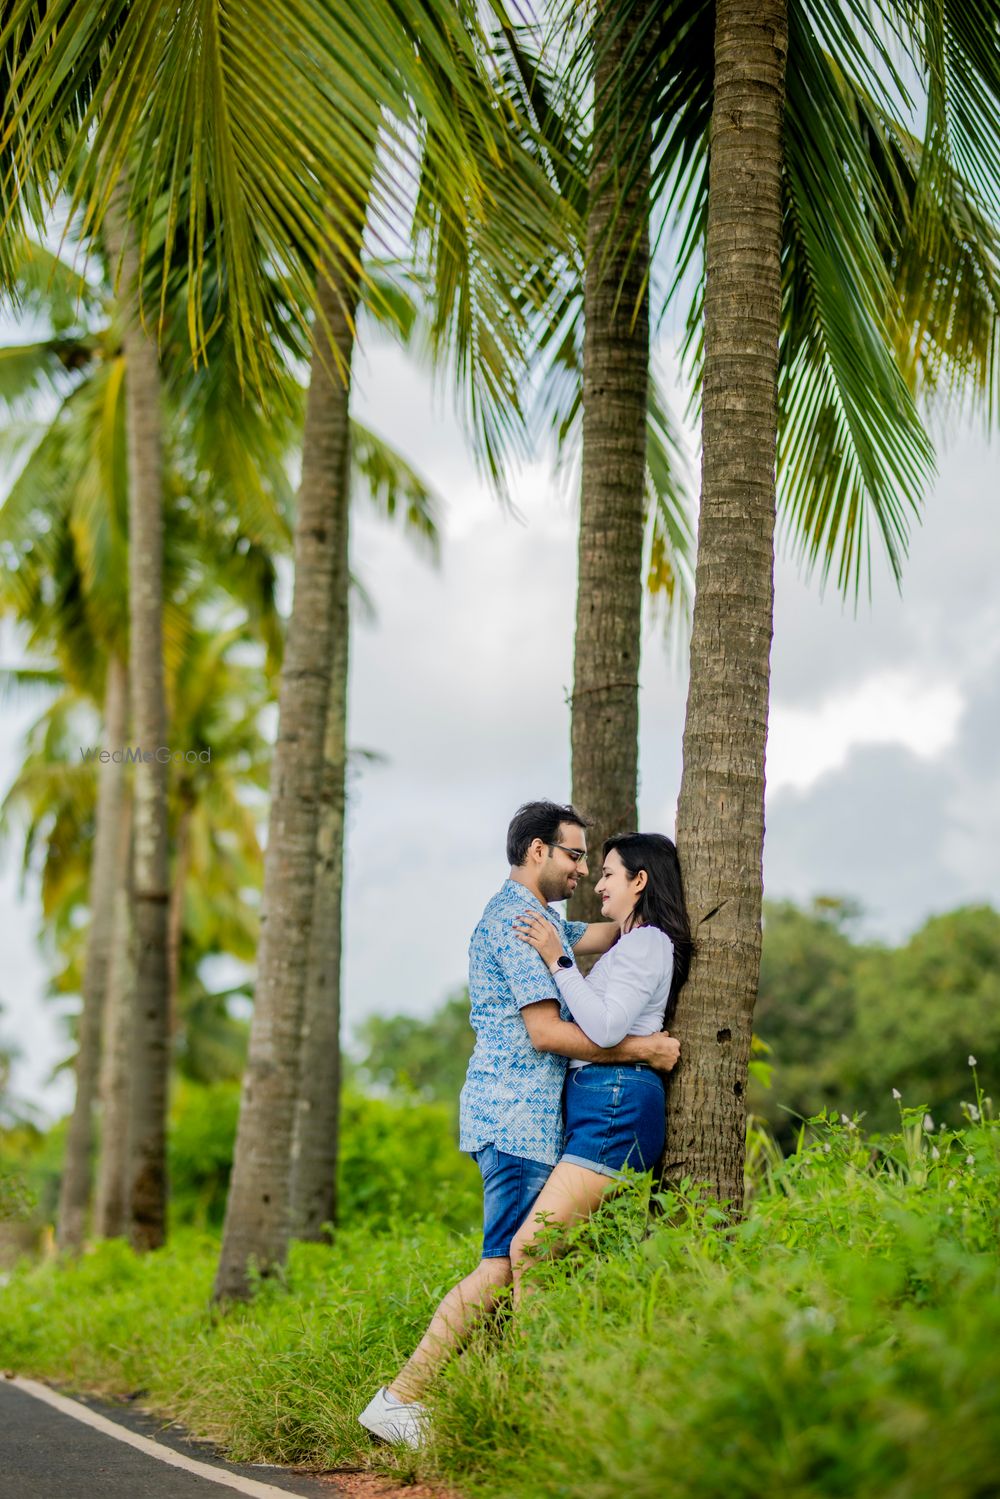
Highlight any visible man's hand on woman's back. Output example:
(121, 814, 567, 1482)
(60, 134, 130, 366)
(635, 1032, 681, 1072)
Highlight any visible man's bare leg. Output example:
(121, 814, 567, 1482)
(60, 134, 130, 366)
(388, 1256, 513, 1404)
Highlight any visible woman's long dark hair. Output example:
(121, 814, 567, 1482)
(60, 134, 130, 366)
(603, 832, 693, 1025)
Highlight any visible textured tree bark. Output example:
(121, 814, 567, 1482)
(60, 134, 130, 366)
(665, 0, 788, 1213)
(105, 180, 172, 1251)
(94, 795, 135, 1239)
(167, 800, 194, 1037)
(213, 242, 363, 1300)
(568, 0, 655, 928)
(290, 547, 350, 1241)
(56, 652, 128, 1252)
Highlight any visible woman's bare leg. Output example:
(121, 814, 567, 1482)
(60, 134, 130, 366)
(509, 1162, 616, 1307)
(388, 1256, 512, 1404)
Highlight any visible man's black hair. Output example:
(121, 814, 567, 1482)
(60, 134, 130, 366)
(506, 800, 591, 867)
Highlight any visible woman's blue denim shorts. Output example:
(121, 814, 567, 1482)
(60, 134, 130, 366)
(473, 1144, 552, 1259)
(561, 1063, 666, 1178)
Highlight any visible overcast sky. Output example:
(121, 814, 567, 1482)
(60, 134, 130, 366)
(2, 327, 997, 1119)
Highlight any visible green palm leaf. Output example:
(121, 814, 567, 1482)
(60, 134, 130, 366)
(1, 0, 523, 388)
(778, 3, 935, 593)
(351, 421, 442, 562)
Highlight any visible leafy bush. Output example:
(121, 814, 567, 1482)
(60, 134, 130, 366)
(753, 901, 1000, 1141)
(168, 1079, 243, 1229)
(338, 1089, 479, 1233)
(352, 989, 474, 1108)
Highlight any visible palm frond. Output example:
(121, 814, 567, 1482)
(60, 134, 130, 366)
(1, 233, 103, 330)
(778, 2, 935, 594)
(644, 374, 696, 635)
(0, 663, 62, 707)
(350, 420, 442, 562)
(409, 19, 578, 488)
(903, 0, 1000, 220)
(0, 337, 97, 408)
(1, 0, 519, 389)
(852, 73, 1000, 420)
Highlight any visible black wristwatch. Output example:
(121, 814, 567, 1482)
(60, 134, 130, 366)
(551, 954, 573, 972)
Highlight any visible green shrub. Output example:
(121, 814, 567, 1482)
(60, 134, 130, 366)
(338, 1089, 479, 1233)
(165, 1081, 480, 1234)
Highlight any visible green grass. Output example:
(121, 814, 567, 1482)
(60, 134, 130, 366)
(2, 1103, 998, 1499)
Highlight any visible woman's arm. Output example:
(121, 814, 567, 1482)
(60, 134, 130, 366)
(552, 963, 633, 1047)
(516, 914, 663, 1048)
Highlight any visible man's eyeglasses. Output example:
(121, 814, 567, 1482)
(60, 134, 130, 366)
(549, 842, 588, 864)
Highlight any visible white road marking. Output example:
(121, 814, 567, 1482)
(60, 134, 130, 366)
(8, 1376, 318, 1497)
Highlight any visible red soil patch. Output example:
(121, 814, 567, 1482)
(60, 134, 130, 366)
(317, 1470, 461, 1499)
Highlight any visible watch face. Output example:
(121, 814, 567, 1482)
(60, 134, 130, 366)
(557, 955, 573, 969)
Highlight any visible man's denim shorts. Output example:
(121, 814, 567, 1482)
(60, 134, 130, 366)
(473, 1144, 552, 1259)
(561, 1063, 666, 1178)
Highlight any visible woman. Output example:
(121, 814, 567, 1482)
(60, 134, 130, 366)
(511, 831, 691, 1302)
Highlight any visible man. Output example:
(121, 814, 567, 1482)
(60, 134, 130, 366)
(359, 800, 681, 1447)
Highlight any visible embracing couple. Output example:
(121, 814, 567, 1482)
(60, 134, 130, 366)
(359, 799, 691, 1448)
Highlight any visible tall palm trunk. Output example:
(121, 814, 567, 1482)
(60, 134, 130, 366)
(167, 799, 194, 1036)
(105, 181, 172, 1251)
(56, 652, 128, 1251)
(213, 232, 365, 1300)
(290, 572, 350, 1241)
(568, 0, 655, 926)
(94, 794, 135, 1239)
(666, 0, 788, 1212)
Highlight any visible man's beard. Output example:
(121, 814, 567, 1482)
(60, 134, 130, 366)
(538, 863, 576, 904)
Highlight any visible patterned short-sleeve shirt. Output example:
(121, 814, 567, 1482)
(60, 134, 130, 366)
(458, 879, 586, 1166)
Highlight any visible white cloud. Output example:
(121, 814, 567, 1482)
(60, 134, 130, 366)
(767, 673, 964, 794)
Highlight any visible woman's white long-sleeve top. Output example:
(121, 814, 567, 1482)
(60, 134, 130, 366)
(554, 924, 674, 1062)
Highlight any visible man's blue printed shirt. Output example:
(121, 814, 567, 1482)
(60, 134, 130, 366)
(458, 879, 586, 1166)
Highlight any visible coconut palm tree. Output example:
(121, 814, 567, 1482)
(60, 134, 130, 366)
(0, 217, 440, 1247)
(54, 651, 127, 1249)
(570, 0, 658, 924)
(290, 426, 439, 1243)
(212, 8, 559, 1293)
(0, 662, 265, 1109)
(0, 220, 439, 1252)
(0, 217, 287, 1250)
(97, 181, 171, 1249)
(499, 0, 998, 1203)
(1, 2, 541, 393)
(93, 788, 132, 1238)
(669, 0, 789, 1206)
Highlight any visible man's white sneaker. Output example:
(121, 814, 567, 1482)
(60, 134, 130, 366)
(358, 1386, 429, 1449)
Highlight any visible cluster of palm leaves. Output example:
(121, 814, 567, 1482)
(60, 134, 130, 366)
(1, 0, 997, 1298)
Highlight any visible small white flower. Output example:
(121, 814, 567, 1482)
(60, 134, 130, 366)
(947, 1177, 957, 1190)
(892, 1088, 902, 1100)
(947, 1206, 954, 1216)
(841, 1113, 850, 1125)
(968, 1104, 981, 1122)
(823, 1143, 832, 1154)
(931, 1147, 940, 1160)
(966, 1154, 975, 1166)
(923, 1114, 934, 1132)
(968, 1055, 977, 1067)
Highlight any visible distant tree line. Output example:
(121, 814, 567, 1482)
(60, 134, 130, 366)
(350, 900, 1000, 1145)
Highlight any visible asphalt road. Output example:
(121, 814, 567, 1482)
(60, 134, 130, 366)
(0, 1378, 341, 1499)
